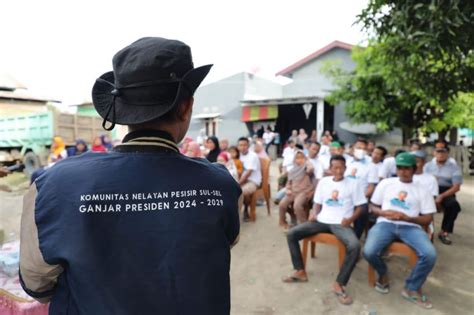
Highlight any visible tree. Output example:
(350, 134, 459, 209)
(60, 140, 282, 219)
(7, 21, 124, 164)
(324, 0, 474, 143)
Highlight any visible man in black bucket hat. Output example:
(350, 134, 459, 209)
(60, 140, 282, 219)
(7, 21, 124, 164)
(19, 37, 241, 315)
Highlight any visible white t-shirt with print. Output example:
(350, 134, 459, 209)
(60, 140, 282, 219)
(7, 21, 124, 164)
(313, 176, 367, 225)
(371, 177, 436, 227)
(368, 161, 383, 184)
(379, 157, 397, 179)
(240, 150, 262, 186)
(282, 147, 295, 172)
(319, 154, 331, 171)
(307, 157, 324, 180)
(343, 153, 354, 165)
(413, 173, 439, 197)
(319, 145, 330, 156)
(344, 158, 372, 192)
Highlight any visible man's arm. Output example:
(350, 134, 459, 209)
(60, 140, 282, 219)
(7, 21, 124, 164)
(366, 183, 376, 199)
(309, 203, 322, 221)
(371, 202, 433, 226)
(20, 183, 63, 303)
(436, 183, 461, 202)
(389, 213, 434, 226)
(370, 203, 389, 217)
(341, 205, 362, 227)
(238, 170, 252, 185)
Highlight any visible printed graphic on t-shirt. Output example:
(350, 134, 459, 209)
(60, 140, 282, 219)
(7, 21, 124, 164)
(390, 191, 410, 210)
(347, 168, 358, 179)
(325, 190, 344, 207)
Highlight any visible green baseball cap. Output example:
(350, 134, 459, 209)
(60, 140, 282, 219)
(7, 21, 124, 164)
(396, 152, 416, 167)
(330, 141, 341, 148)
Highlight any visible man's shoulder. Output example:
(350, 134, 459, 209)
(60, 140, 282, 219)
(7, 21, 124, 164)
(319, 176, 332, 184)
(419, 173, 437, 182)
(446, 159, 460, 170)
(425, 159, 436, 167)
(245, 151, 259, 160)
(378, 177, 397, 187)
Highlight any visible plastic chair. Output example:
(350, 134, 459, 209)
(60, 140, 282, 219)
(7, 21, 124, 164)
(301, 233, 346, 271)
(249, 158, 271, 221)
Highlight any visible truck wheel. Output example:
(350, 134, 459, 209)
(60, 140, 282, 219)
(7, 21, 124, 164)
(23, 152, 41, 177)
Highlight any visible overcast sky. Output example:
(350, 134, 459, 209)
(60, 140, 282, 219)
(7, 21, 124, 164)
(0, 0, 368, 104)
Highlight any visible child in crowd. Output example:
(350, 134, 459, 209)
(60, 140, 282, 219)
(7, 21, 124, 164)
(228, 146, 243, 179)
(217, 152, 239, 182)
(278, 150, 315, 230)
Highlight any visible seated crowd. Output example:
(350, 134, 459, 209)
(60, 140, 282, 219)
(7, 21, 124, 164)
(275, 132, 463, 309)
(185, 130, 463, 310)
(29, 134, 115, 183)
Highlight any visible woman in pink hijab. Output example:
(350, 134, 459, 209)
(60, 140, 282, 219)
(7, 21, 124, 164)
(185, 141, 202, 158)
(180, 136, 194, 154)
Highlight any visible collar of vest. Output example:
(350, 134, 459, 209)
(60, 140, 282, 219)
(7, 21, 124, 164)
(114, 129, 180, 153)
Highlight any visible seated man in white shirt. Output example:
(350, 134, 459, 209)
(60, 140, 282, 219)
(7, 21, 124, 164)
(412, 150, 438, 237)
(345, 139, 375, 238)
(378, 149, 406, 180)
(278, 140, 297, 189)
(319, 141, 345, 175)
(363, 153, 436, 309)
(366, 145, 388, 196)
(319, 135, 331, 156)
(411, 150, 439, 198)
(238, 137, 262, 222)
(306, 142, 324, 183)
(282, 155, 366, 306)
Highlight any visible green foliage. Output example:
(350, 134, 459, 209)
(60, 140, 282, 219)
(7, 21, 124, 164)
(324, 0, 474, 139)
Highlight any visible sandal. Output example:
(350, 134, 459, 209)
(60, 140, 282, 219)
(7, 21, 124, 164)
(401, 289, 433, 309)
(282, 275, 308, 283)
(333, 289, 353, 305)
(438, 234, 452, 245)
(374, 281, 390, 294)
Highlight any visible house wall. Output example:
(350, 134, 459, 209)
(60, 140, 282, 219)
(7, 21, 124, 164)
(189, 72, 282, 144)
(282, 48, 402, 145)
(282, 48, 358, 144)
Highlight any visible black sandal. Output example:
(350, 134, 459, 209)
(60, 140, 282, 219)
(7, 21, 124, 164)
(438, 234, 452, 245)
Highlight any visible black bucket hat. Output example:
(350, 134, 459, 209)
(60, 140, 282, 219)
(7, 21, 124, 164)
(92, 37, 212, 130)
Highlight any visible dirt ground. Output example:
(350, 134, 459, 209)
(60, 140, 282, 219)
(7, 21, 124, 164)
(1, 168, 473, 315)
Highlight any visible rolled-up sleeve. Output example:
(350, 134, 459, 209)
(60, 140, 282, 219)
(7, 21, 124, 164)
(452, 165, 463, 185)
(20, 182, 63, 303)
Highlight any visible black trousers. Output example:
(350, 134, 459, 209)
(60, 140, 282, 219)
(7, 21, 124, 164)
(439, 186, 461, 233)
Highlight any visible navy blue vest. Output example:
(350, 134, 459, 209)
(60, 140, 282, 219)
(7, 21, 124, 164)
(33, 130, 241, 315)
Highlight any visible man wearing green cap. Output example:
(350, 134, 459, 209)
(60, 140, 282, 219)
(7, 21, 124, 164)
(363, 152, 437, 309)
